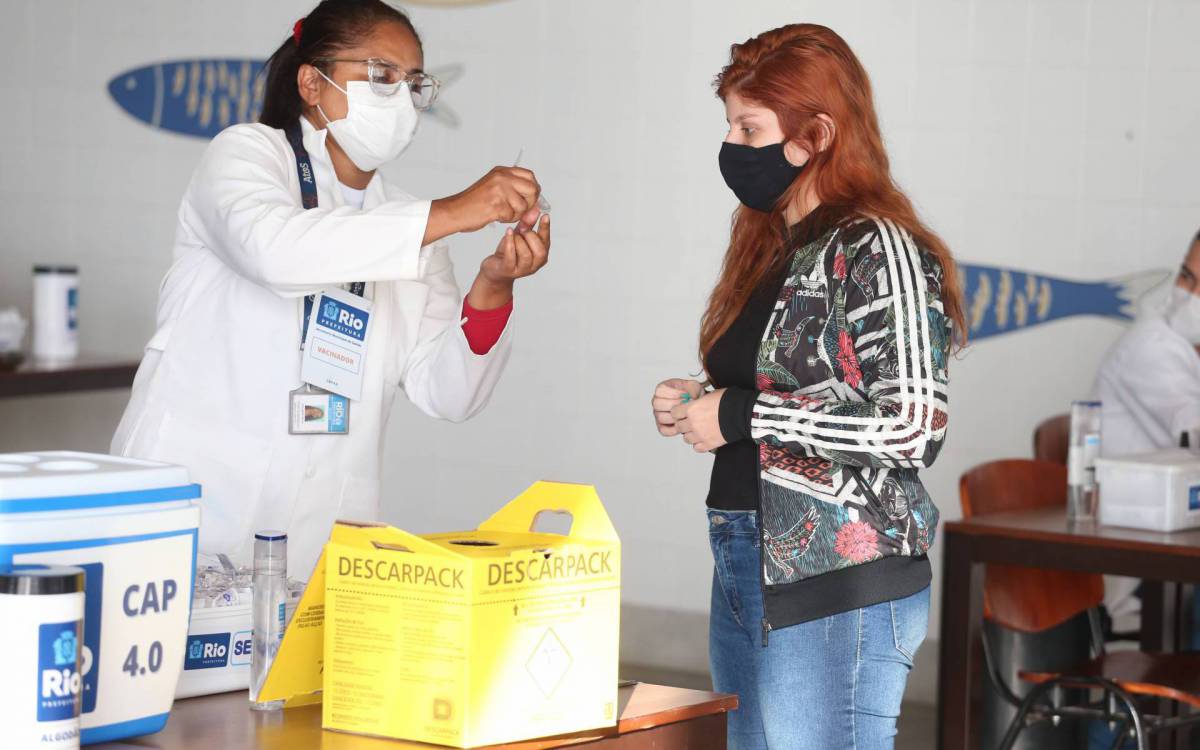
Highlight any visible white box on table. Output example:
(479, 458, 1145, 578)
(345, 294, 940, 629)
(1096, 449, 1200, 532)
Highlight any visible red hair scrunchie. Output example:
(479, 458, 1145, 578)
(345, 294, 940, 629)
(292, 18, 304, 45)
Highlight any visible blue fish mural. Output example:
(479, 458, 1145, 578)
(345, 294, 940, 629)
(108, 59, 266, 139)
(959, 265, 1170, 340)
(107, 58, 462, 139)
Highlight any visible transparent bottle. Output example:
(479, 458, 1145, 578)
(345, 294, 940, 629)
(250, 530, 287, 711)
(1067, 401, 1102, 521)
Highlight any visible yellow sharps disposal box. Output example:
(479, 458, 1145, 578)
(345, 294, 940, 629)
(258, 481, 621, 748)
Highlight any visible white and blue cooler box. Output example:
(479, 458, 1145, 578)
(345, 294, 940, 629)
(0, 452, 200, 745)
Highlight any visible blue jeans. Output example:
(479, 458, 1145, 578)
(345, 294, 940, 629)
(708, 508, 930, 750)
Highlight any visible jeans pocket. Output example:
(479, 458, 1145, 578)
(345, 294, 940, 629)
(889, 587, 930, 665)
(709, 539, 744, 627)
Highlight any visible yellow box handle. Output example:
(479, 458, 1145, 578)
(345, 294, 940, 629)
(478, 481, 618, 542)
(331, 520, 454, 557)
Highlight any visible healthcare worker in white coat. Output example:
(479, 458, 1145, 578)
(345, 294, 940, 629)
(1092, 227, 1200, 632)
(112, 0, 550, 576)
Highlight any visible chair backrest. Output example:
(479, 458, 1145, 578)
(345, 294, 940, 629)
(1033, 414, 1071, 465)
(959, 459, 1105, 633)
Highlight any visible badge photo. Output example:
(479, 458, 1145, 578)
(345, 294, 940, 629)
(289, 386, 350, 435)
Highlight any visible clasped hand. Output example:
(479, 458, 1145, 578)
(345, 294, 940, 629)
(650, 378, 728, 453)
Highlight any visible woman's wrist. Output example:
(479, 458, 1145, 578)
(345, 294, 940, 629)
(423, 197, 464, 246)
(466, 274, 514, 311)
(718, 386, 758, 443)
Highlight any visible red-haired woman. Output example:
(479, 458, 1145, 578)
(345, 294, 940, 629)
(650, 24, 964, 749)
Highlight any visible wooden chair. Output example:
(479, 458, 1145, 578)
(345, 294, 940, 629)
(960, 459, 1200, 749)
(1032, 414, 1071, 466)
(961, 459, 1103, 632)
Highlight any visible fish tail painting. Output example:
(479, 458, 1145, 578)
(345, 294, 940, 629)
(108, 58, 461, 139)
(960, 264, 1171, 340)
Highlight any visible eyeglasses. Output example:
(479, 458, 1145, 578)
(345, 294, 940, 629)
(314, 57, 441, 110)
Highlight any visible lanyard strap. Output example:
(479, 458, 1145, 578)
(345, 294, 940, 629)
(286, 122, 365, 345)
(285, 123, 319, 209)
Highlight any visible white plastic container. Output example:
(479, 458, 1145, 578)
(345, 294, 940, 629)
(32, 266, 79, 361)
(0, 452, 201, 745)
(175, 604, 254, 699)
(1096, 449, 1200, 532)
(175, 599, 299, 700)
(0, 566, 86, 750)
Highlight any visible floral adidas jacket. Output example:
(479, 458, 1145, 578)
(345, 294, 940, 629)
(724, 214, 952, 636)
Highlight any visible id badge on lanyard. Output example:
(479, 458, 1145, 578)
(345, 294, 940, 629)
(284, 123, 368, 436)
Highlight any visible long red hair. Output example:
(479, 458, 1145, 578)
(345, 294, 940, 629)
(701, 24, 966, 365)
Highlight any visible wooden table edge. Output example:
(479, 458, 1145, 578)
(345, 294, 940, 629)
(616, 690, 738, 734)
(94, 683, 738, 750)
(942, 518, 1200, 559)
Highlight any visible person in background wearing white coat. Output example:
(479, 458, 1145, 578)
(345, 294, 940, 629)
(1092, 227, 1200, 637)
(112, 0, 550, 577)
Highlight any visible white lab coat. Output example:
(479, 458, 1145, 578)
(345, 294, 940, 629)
(1091, 306, 1200, 628)
(112, 117, 512, 577)
(1094, 313, 1200, 457)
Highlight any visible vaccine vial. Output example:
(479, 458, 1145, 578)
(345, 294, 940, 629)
(250, 531, 287, 711)
(1067, 401, 1102, 521)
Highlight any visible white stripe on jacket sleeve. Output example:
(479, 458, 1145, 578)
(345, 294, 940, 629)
(749, 218, 942, 460)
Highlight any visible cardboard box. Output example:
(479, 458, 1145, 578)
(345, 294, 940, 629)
(259, 481, 621, 748)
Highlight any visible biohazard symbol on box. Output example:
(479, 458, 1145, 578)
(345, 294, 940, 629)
(433, 698, 454, 722)
(526, 628, 572, 698)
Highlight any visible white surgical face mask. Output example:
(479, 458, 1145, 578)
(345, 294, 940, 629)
(1165, 287, 1200, 344)
(316, 70, 418, 171)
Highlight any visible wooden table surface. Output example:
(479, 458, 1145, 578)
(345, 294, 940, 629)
(0, 354, 140, 398)
(943, 508, 1200, 558)
(96, 683, 737, 750)
(937, 507, 1200, 750)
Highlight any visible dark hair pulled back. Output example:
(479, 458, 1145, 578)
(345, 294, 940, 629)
(259, 0, 421, 129)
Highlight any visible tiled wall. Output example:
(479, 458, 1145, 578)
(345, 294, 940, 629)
(1, 1, 1197, 679)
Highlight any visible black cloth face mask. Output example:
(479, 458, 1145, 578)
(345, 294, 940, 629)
(718, 141, 805, 213)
